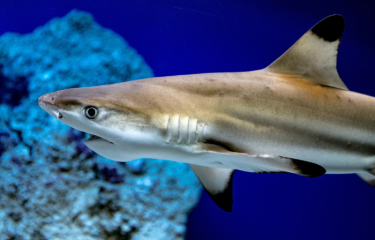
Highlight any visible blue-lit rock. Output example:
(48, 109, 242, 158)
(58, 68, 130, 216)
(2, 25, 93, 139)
(0, 10, 201, 240)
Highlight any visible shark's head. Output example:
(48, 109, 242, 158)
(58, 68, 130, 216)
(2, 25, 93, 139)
(38, 83, 165, 162)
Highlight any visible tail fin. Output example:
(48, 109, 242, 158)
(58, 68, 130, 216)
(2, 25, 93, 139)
(357, 171, 375, 186)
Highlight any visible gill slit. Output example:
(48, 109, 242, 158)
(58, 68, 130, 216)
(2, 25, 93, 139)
(202, 123, 206, 143)
(167, 114, 171, 142)
(186, 116, 190, 144)
(177, 114, 181, 143)
(195, 119, 199, 144)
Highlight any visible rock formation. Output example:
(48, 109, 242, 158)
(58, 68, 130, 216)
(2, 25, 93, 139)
(0, 10, 201, 240)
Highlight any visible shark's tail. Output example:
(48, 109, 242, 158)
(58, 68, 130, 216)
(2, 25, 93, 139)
(357, 170, 375, 186)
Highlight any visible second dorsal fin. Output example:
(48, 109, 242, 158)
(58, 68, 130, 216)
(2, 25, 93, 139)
(267, 15, 348, 90)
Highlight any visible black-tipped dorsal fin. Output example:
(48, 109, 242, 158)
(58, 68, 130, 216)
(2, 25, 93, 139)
(267, 15, 348, 90)
(189, 164, 235, 212)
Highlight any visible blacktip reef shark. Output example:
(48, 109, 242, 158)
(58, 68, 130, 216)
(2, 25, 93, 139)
(39, 15, 375, 212)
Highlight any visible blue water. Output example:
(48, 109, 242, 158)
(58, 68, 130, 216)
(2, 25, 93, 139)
(1, 0, 375, 239)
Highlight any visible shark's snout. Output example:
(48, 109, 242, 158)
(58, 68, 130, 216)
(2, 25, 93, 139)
(38, 93, 61, 119)
(38, 93, 55, 106)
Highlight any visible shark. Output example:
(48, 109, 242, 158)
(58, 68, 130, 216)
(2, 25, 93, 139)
(38, 15, 375, 212)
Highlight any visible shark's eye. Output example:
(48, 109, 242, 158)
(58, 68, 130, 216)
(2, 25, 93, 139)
(85, 106, 98, 119)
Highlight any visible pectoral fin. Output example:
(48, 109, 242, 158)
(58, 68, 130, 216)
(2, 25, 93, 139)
(196, 143, 326, 178)
(189, 164, 235, 212)
(357, 171, 375, 186)
(190, 144, 325, 212)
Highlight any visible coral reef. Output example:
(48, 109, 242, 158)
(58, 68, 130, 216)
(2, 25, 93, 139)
(0, 10, 201, 240)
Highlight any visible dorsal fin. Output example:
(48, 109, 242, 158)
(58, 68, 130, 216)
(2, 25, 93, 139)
(267, 15, 348, 90)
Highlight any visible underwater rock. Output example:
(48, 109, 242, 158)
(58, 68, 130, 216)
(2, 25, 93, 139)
(0, 10, 201, 240)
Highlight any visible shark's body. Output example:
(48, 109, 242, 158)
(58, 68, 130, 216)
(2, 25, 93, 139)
(108, 70, 375, 172)
(39, 15, 375, 212)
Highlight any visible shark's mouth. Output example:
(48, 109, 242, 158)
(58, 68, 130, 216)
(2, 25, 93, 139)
(87, 133, 114, 144)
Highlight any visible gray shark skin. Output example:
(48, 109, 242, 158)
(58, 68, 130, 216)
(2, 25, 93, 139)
(39, 15, 375, 212)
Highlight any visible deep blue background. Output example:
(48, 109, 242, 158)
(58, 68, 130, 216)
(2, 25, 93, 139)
(1, 0, 375, 239)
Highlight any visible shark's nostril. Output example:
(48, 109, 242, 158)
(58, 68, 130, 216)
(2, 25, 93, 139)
(38, 95, 46, 105)
(38, 94, 56, 105)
